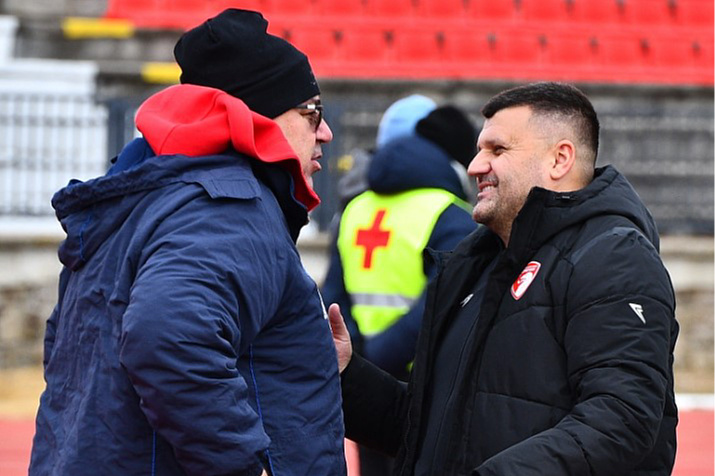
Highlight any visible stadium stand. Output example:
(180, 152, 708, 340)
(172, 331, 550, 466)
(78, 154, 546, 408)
(97, 0, 712, 86)
(0, 13, 711, 474)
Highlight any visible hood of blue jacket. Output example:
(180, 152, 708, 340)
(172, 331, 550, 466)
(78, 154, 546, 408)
(52, 139, 307, 271)
(367, 134, 468, 200)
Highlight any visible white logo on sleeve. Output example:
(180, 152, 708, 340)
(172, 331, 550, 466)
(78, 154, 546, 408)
(511, 261, 541, 300)
(460, 293, 474, 307)
(629, 303, 646, 324)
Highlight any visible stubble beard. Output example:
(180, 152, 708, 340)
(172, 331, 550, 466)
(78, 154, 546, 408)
(472, 188, 521, 244)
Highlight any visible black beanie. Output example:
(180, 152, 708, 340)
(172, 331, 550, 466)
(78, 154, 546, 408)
(174, 9, 320, 119)
(415, 105, 478, 169)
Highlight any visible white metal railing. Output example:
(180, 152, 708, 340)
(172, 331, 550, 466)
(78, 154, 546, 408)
(0, 93, 107, 215)
(0, 14, 108, 218)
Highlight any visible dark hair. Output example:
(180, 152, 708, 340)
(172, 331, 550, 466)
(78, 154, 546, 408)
(481, 82, 600, 165)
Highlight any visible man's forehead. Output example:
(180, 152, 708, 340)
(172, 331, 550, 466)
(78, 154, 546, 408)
(490, 105, 533, 123)
(479, 108, 542, 151)
(482, 107, 534, 134)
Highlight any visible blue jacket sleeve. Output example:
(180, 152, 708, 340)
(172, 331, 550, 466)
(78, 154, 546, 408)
(341, 353, 409, 456)
(43, 267, 71, 370)
(363, 204, 477, 374)
(119, 197, 276, 476)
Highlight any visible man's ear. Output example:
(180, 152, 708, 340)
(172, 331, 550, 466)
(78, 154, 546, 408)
(549, 140, 577, 182)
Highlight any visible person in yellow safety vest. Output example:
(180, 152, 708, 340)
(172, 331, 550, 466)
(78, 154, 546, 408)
(324, 94, 437, 344)
(322, 104, 479, 383)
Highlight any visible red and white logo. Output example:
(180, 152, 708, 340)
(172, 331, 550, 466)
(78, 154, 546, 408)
(511, 261, 541, 300)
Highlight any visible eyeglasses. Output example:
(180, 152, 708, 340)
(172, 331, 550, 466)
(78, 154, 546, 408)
(294, 102, 324, 132)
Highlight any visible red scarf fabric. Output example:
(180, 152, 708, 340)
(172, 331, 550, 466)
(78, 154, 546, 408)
(135, 84, 320, 211)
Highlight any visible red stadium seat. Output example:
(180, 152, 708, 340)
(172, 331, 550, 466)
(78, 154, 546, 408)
(521, 0, 574, 23)
(570, 0, 625, 25)
(319, 0, 366, 17)
(105, 0, 157, 20)
(488, 30, 542, 65)
(288, 27, 341, 63)
(263, 0, 316, 17)
(622, 0, 677, 27)
(209, 0, 265, 11)
(395, 29, 444, 63)
(592, 34, 650, 79)
(368, 0, 416, 18)
(106, 0, 211, 29)
(441, 29, 499, 77)
(420, 0, 465, 18)
(342, 27, 392, 63)
(208, 0, 267, 17)
(466, 0, 518, 21)
(444, 29, 490, 63)
(651, 32, 714, 71)
(160, 0, 212, 28)
(671, 0, 715, 27)
(544, 31, 596, 69)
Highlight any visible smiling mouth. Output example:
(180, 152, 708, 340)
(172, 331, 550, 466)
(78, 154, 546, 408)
(478, 178, 497, 193)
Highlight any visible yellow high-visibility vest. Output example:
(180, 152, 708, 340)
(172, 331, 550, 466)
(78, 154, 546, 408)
(338, 188, 469, 336)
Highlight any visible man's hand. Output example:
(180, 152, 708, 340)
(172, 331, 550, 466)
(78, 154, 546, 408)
(328, 303, 353, 373)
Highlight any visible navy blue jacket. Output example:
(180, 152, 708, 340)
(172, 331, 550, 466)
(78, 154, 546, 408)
(321, 134, 477, 376)
(30, 140, 346, 475)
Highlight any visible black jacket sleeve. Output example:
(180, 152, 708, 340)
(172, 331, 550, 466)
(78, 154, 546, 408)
(341, 353, 409, 456)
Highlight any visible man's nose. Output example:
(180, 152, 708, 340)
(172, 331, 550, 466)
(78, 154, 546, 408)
(318, 119, 333, 143)
(467, 150, 489, 176)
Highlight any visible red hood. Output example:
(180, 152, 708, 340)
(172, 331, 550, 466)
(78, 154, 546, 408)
(135, 84, 320, 211)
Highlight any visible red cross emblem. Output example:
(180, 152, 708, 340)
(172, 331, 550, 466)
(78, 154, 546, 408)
(355, 209, 391, 269)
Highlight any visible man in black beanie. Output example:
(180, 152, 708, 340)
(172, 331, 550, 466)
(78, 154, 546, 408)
(173, 8, 330, 189)
(31, 8, 345, 476)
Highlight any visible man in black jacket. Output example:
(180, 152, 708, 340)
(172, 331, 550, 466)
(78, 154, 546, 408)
(329, 82, 678, 475)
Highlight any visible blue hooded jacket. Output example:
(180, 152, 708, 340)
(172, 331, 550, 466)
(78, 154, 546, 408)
(30, 86, 346, 476)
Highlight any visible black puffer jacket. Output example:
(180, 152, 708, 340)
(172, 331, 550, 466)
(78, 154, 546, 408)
(342, 165, 678, 475)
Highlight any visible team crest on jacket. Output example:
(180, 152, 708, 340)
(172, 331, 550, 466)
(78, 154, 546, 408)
(511, 261, 541, 300)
